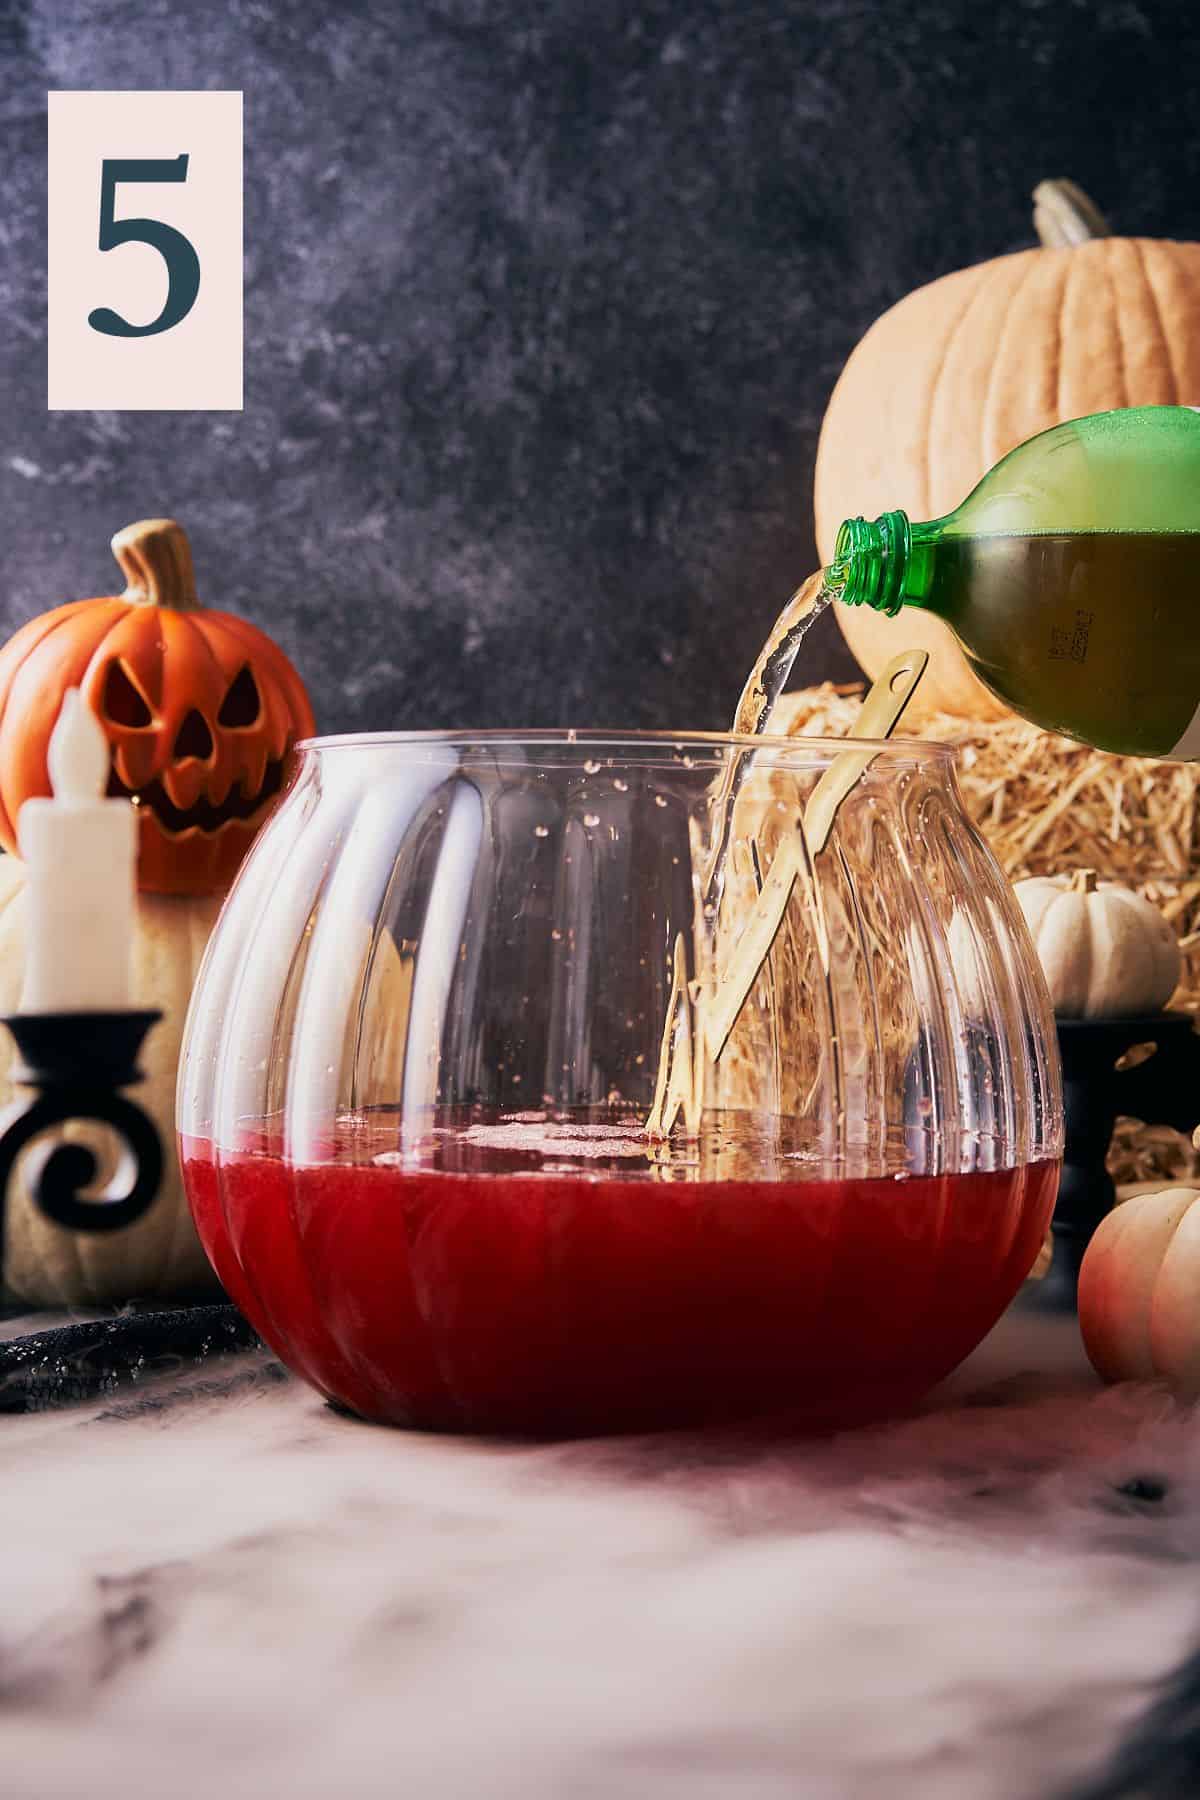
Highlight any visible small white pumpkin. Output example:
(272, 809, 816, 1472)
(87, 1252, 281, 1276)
(1014, 869, 1181, 1019)
(1078, 1184, 1200, 1393)
(0, 855, 224, 1305)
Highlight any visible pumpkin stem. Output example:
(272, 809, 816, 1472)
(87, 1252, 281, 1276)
(1033, 179, 1111, 248)
(1070, 868, 1099, 896)
(111, 519, 199, 611)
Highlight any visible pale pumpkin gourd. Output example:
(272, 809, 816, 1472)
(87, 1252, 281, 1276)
(0, 855, 224, 1305)
(815, 180, 1200, 720)
(1078, 1184, 1200, 1392)
(1013, 869, 1181, 1019)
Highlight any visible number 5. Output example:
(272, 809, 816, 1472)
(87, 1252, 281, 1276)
(87, 155, 201, 339)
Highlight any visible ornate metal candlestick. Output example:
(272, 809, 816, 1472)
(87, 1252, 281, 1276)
(1027, 1010, 1200, 1312)
(0, 1009, 163, 1284)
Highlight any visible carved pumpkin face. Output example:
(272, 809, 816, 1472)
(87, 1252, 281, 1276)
(0, 519, 315, 895)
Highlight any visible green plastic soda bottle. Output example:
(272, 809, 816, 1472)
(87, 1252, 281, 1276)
(824, 405, 1200, 759)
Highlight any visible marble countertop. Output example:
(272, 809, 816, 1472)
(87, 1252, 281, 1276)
(2, 1304, 1197, 1799)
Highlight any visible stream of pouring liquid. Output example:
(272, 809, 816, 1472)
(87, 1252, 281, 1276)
(647, 570, 832, 1140)
(730, 571, 835, 738)
(703, 569, 832, 910)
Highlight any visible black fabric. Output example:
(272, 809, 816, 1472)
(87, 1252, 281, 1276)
(0, 1303, 259, 1413)
(1070, 1641, 1200, 1799)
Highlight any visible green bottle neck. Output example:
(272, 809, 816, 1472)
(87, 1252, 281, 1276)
(826, 511, 940, 616)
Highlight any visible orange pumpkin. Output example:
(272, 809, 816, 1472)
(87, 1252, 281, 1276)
(814, 180, 1200, 720)
(1078, 1184, 1200, 1393)
(0, 518, 315, 895)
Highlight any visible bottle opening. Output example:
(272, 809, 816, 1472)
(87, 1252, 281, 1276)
(826, 513, 909, 615)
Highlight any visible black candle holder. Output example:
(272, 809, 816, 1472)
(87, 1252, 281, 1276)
(1026, 1010, 1200, 1312)
(0, 1010, 164, 1285)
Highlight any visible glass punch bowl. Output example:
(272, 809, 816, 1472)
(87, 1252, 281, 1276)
(178, 731, 1062, 1435)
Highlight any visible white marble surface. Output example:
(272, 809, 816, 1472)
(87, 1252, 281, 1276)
(2, 1306, 1198, 1799)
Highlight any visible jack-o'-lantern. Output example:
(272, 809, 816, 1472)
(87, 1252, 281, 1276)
(0, 518, 315, 895)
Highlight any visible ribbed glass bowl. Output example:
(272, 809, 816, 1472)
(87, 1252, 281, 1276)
(178, 730, 1062, 1435)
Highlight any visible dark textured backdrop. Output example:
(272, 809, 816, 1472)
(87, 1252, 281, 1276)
(2, 0, 1199, 732)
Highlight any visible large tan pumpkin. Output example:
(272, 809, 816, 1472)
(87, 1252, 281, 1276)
(815, 181, 1200, 719)
(0, 855, 223, 1305)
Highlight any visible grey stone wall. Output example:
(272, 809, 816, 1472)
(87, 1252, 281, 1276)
(2, 0, 1198, 732)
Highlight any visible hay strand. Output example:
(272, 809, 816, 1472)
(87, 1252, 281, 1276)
(776, 684, 1200, 1187)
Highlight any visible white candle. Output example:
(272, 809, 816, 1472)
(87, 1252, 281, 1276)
(17, 689, 137, 1013)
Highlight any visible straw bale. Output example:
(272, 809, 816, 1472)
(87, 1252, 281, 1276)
(773, 684, 1200, 1187)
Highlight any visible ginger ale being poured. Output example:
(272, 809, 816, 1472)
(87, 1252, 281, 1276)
(824, 405, 1200, 759)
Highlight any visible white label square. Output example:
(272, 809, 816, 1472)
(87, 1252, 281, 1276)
(48, 91, 243, 411)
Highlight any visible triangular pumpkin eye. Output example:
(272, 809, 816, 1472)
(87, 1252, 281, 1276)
(218, 666, 260, 728)
(102, 661, 154, 728)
